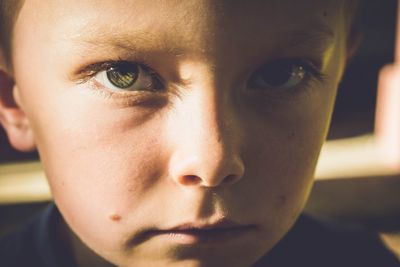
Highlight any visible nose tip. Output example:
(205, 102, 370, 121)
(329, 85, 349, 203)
(170, 154, 245, 188)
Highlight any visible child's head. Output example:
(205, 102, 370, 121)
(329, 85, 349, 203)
(0, 1, 360, 266)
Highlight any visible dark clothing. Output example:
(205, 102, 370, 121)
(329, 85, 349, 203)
(0, 204, 75, 267)
(1, 203, 399, 267)
(254, 216, 400, 267)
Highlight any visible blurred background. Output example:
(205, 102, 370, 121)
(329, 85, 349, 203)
(0, 0, 399, 257)
(329, 0, 395, 141)
(307, 0, 399, 228)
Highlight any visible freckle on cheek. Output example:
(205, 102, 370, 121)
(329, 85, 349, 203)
(109, 214, 122, 222)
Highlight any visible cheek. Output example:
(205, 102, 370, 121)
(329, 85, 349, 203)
(241, 77, 338, 225)
(43, 107, 171, 252)
(15, 78, 169, 244)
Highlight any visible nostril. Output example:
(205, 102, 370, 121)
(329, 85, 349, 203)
(179, 175, 202, 185)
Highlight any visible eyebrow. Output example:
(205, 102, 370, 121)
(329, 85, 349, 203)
(70, 27, 174, 57)
(69, 22, 336, 60)
(284, 23, 336, 52)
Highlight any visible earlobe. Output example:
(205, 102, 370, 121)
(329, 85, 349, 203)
(0, 69, 36, 152)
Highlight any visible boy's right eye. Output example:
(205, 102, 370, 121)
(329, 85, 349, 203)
(91, 61, 163, 92)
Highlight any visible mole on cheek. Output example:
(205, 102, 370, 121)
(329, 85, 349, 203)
(109, 214, 122, 222)
(323, 11, 328, 17)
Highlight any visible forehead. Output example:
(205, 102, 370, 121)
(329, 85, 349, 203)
(18, 0, 343, 53)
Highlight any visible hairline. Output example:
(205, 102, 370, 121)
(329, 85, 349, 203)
(0, 0, 360, 71)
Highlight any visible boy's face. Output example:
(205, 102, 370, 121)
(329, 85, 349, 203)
(10, 0, 349, 266)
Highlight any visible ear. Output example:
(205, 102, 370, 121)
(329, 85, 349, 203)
(0, 52, 36, 152)
(345, 26, 363, 65)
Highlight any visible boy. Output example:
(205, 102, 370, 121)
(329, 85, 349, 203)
(0, 0, 398, 266)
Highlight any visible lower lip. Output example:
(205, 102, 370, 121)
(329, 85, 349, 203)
(153, 227, 255, 245)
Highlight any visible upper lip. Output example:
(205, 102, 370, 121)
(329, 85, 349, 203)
(160, 218, 251, 232)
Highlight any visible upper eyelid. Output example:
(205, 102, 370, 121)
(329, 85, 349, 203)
(247, 58, 327, 93)
(74, 60, 156, 84)
(259, 58, 321, 71)
(73, 57, 323, 86)
(79, 61, 132, 76)
(73, 61, 116, 83)
(253, 59, 324, 78)
(93, 61, 166, 93)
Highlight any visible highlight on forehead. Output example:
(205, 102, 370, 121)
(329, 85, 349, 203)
(59, 0, 338, 63)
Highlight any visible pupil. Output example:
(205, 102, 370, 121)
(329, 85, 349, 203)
(107, 63, 139, 88)
(261, 62, 294, 87)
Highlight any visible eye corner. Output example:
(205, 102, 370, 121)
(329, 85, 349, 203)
(72, 61, 113, 84)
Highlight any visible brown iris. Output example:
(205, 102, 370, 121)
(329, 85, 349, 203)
(106, 63, 139, 89)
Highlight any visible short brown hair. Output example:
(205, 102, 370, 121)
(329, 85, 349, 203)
(344, 0, 361, 27)
(0, 0, 360, 67)
(0, 0, 24, 66)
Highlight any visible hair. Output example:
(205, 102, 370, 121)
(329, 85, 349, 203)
(344, 0, 361, 29)
(0, 0, 360, 67)
(0, 0, 24, 67)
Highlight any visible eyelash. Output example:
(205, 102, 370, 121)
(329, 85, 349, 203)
(75, 58, 326, 103)
(249, 59, 326, 98)
(297, 60, 325, 84)
(297, 64, 325, 97)
(288, 62, 325, 98)
(297, 60, 325, 81)
(249, 58, 326, 89)
(76, 60, 164, 96)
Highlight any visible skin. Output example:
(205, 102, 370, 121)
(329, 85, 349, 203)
(0, 0, 356, 266)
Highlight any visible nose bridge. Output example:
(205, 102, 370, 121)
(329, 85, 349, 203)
(194, 85, 232, 156)
(168, 78, 245, 188)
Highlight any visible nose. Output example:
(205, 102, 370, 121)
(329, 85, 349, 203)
(167, 87, 245, 188)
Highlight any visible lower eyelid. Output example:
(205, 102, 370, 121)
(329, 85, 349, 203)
(252, 75, 324, 103)
(285, 75, 323, 99)
(89, 79, 139, 98)
(86, 78, 169, 107)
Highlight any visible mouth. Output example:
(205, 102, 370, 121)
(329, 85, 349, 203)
(139, 219, 257, 245)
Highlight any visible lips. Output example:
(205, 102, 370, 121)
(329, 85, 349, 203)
(147, 219, 257, 245)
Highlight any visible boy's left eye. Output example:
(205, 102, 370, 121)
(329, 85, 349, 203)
(248, 59, 322, 91)
(93, 62, 162, 91)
